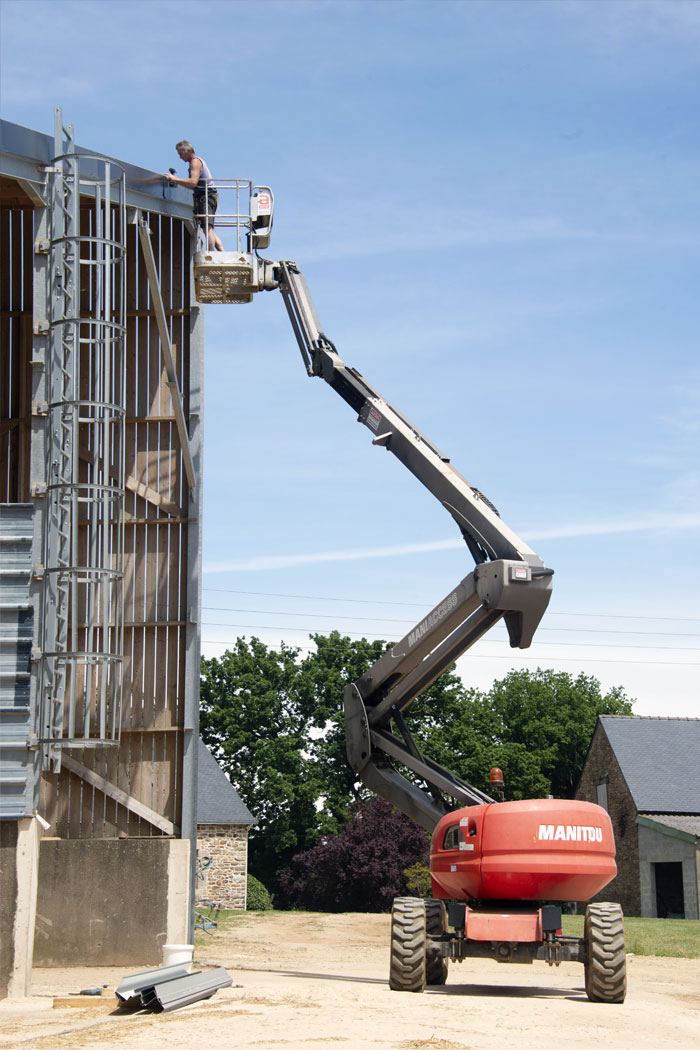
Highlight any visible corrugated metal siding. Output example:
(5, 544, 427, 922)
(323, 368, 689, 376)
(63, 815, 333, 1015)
(0, 503, 33, 818)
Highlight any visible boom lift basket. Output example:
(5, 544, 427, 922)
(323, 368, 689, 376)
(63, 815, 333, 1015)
(192, 180, 273, 304)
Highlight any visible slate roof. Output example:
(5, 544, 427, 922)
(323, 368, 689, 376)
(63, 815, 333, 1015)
(600, 716, 700, 815)
(197, 738, 255, 826)
(639, 814, 700, 840)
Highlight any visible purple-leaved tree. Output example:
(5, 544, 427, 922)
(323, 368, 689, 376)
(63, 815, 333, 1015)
(280, 798, 430, 912)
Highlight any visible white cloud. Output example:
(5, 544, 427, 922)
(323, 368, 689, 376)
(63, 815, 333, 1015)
(525, 511, 700, 542)
(204, 510, 700, 573)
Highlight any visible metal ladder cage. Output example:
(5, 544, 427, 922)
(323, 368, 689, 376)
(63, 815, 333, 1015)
(39, 114, 127, 769)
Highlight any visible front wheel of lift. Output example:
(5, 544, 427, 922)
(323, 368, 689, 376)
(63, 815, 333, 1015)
(425, 899, 449, 986)
(584, 901, 626, 1003)
(389, 897, 426, 992)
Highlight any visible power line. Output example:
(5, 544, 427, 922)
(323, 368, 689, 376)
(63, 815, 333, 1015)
(202, 586, 700, 624)
(201, 621, 700, 652)
(201, 605, 700, 638)
(201, 637, 700, 668)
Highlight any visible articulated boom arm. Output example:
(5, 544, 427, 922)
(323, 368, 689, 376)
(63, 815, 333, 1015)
(275, 260, 553, 832)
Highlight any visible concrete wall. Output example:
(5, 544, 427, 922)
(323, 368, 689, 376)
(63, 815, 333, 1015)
(197, 824, 249, 909)
(33, 838, 190, 966)
(638, 822, 699, 920)
(0, 822, 19, 997)
(576, 724, 641, 915)
(1, 818, 41, 998)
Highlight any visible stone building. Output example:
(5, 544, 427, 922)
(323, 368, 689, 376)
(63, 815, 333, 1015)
(576, 716, 700, 919)
(196, 739, 255, 910)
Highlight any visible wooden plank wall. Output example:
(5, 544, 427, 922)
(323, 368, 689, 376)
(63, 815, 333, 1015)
(36, 204, 193, 839)
(0, 196, 33, 501)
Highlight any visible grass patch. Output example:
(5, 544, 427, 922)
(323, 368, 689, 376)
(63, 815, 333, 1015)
(194, 908, 699, 959)
(562, 914, 700, 958)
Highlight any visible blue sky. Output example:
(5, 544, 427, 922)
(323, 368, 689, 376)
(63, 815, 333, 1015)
(2, 0, 698, 716)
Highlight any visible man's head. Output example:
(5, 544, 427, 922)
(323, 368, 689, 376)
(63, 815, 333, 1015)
(175, 140, 194, 160)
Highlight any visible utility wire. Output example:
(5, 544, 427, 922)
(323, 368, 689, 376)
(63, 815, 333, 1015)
(201, 637, 700, 668)
(202, 586, 700, 623)
(201, 621, 700, 651)
(201, 605, 700, 638)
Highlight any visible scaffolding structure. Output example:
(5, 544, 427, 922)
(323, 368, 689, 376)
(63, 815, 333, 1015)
(39, 114, 127, 768)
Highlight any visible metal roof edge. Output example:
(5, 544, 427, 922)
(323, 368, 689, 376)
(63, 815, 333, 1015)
(1, 117, 194, 219)
(600, 715, 700, 722)
(197, 816, 256, 827)
(636, 814, 698, 843)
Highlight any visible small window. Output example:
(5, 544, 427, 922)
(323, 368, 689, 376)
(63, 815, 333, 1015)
(442, 824, 460, 850)
(596, 781, 608, 811)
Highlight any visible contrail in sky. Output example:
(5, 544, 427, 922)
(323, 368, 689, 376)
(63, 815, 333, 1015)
(204, 511, 700, 573)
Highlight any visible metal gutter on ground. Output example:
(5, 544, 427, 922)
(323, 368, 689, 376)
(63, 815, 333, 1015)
(115, 964, 189, 1003)
(142, 968, 233, 1012)
(115, 965, 232, 1012)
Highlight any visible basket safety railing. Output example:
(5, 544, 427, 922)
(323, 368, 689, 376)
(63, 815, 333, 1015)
(193, 178, 273, 253)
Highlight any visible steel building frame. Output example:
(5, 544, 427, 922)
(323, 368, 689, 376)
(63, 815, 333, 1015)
(0, 111, 205, 981)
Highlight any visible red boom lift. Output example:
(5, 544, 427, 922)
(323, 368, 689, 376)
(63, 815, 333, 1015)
(193, 208, 627, 1003)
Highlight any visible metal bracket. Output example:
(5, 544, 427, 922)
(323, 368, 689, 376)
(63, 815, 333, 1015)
(34, 238, 50, 254)
(33, 320, 49, 335)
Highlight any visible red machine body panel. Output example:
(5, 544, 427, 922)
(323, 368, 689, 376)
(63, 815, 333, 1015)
(464, 907, 544, 942)
(430, 798, 616, 902)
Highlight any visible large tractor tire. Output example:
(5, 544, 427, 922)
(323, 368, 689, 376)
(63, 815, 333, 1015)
(389, 897, 427, 992)
(424, 899, 449, 986)
(584, 902, 626, 1003)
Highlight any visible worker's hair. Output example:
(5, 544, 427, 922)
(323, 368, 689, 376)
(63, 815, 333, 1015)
(176, 140, 194, 153)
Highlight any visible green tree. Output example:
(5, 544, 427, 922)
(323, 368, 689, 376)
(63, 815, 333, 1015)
(200, 632, 389, 896)
(200, 637, 322, 896)
(411, 668, 634, 800)
(479, 668, 634, 798)
(201, 635, 635, 900)
(299, 631, 390, 827)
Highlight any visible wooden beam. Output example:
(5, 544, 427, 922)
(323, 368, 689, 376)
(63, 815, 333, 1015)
(125, 474, 182, 517)
(77, 439, 182, 516)
(121, 517, 193, 525)
(137, 222, 196, 491)
(60, 754, 177, 835)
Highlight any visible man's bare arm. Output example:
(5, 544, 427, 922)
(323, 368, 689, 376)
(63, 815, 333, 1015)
(164, 156, 202, 189)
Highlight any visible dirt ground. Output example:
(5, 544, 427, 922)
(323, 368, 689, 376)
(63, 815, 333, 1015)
(2, 911, 699, 1050)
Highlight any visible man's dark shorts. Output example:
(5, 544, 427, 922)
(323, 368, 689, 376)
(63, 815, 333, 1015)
(193, 188, 219, 229)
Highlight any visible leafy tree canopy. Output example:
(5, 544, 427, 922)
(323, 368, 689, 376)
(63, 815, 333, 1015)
(411, 668, 633, 799)
(280, 798, 429, 912)
(200, 633, 634, 901)
(200, 633, 389, 895)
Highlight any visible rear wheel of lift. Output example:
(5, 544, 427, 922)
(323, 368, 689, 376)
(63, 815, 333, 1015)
(424, 899, 449, 986)
(584, 902, 626, 1003)
(389, 897, 426, 992)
